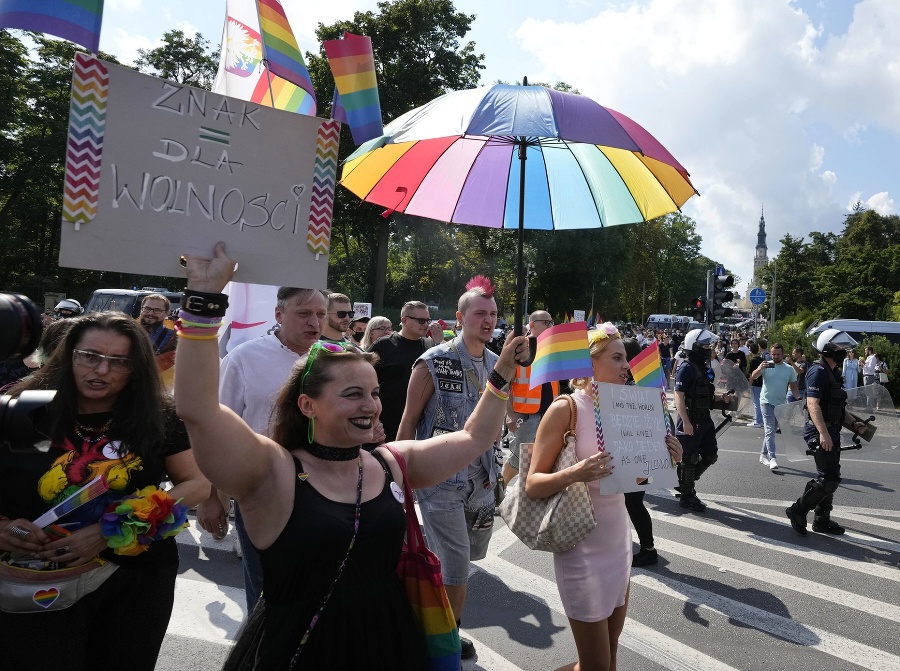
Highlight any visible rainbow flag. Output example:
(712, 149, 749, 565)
(215, 1, 315, 115)
(529, 322, 593, 389)
(256, 0, 316, 101)
(324, 32, 383, 145)
(628, 344, 667, 389)
(0, 0, 104, 53)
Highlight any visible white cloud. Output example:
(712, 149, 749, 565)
(865, 191, 895, 215)
(106, 0, 142, 12)
(511, 0, 900, 284)
(109, 28, 156, 65)
(810, 144, 825, 171)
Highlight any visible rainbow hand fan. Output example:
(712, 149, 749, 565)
(33, 475, 109, 529)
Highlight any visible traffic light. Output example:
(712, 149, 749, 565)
(692, 296, 706, 322)
(710, 274, 735, 321)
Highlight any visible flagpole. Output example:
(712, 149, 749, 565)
(254, 1, 276, 107)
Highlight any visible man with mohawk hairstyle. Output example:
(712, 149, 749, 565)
(397, 275, 505, 661)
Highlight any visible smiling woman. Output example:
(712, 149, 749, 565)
(174, 242, 528, 670)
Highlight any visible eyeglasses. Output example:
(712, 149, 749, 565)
(330, 310, 355, 319)
(299, 341, 348, 394)
(403, 316, 429, 325)
(374, 325, 392, 331)
(533, 319, 554, 327)
(141, 306, 166, 315)
(73, 349, 133, 372)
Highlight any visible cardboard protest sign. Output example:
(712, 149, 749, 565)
(353, 302, 372, 319)
(593, 382, 678, 495)
(60, 54, 338, 287)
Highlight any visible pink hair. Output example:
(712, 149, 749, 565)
(465, 275, 495, 298)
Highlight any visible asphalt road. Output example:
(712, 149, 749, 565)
(158, 418, 900, 670)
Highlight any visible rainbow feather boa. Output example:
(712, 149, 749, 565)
(100, 486, 189, 556)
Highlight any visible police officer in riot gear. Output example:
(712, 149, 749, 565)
(673, 328, 734, 512)
(786, 329, 863, 535)
(53, 298, 83, 319)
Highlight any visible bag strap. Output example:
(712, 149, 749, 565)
(562, 394, 577, 443)
(383, 444, 425, 553)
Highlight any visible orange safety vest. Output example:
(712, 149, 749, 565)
(511, 365, 559, 414)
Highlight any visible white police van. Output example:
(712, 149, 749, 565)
(806, 319, 900, 346)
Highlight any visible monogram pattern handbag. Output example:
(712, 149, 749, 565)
(499, 394, 597, 553)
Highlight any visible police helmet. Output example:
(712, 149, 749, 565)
(814, 329, 858, 356)
(683, 328, 718, 353)
(54, 298, 83, 317)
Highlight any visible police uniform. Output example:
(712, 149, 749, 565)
(786, 360, 847, 534)
(674, 357, 718, 509)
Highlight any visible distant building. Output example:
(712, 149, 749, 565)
(753, 205, 769, 286)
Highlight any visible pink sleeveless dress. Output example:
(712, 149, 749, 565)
(552, 388, 632, 622)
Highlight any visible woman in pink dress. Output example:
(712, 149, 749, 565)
(525, 323, 681, 671)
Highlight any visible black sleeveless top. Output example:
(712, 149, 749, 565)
(249, 450, 427, 670)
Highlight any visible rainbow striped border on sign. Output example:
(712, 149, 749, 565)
(307, 120, 340, 257)
(63, 53, 108, 229)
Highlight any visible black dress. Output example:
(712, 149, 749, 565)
(229, 450, 427, 670)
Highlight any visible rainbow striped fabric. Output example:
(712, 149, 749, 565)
(0, 0, 104, 53)
(529, 322, 593, 389)
(256, 0, 315, 100)
(324, 32, 383, 145)
(628, 344, 667, 389)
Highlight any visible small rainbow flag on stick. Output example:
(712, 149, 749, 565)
(0, 0, 104, 53)
(33, 474, 109, 529)
(628, 345, 667, 389)
(529, 322, 593, 389)
(256, 0, 316, 102)
(324, 32, 383, 145)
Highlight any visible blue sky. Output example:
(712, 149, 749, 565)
(91, 0, 900, 295)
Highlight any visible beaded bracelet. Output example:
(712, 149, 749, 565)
(488, 369, 510, 391)
(486, 381, 510, 401)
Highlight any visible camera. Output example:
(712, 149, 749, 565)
(0, 292, 43, 361)
(1, 292, 54, 451)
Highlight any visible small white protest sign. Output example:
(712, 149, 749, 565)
(593, 382, 678, 495)
(353, 302, 372, 319)
(59, 55, 336, 288)
(573, 310, 586, 322)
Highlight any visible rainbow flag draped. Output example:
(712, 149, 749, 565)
(0, 0, 104, 53)
(324, 32, 383, 145)
(215, 0, 315, 115)
(256, 0, 316, 101)
(628, 344, 667, 389)
(529, 322, 593, 389)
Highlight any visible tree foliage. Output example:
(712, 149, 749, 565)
(134, 30, 217, 88)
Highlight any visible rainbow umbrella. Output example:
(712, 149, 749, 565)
(340, 82, 698, 343)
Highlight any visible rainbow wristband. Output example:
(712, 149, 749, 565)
(486, 381, 510, 401)
(177, 309, 223, 324)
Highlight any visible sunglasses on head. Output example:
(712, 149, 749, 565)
(331, 310, 355, 319)
(299, 341, 349, 395)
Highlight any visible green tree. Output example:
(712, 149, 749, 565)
(135, 30, 217, 89)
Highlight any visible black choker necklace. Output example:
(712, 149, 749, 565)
(306, 441, 361, 461)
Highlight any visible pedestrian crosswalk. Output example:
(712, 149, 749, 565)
(163, 491, 900, 670)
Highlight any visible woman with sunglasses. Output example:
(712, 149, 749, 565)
(175, 243, 527, 670)
(0, 312, 210, 671)
(526, 323, 681, 671)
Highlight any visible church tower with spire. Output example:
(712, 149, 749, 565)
(753, 205, 769, 285)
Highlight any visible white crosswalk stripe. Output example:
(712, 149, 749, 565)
(166, 489, 900, 670)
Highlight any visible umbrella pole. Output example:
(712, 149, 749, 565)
(516, 135, 537, 365)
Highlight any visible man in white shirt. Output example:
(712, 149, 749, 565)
(862, 346, 878, 385)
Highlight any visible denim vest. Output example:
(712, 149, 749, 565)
(415, 336, 499, 490)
